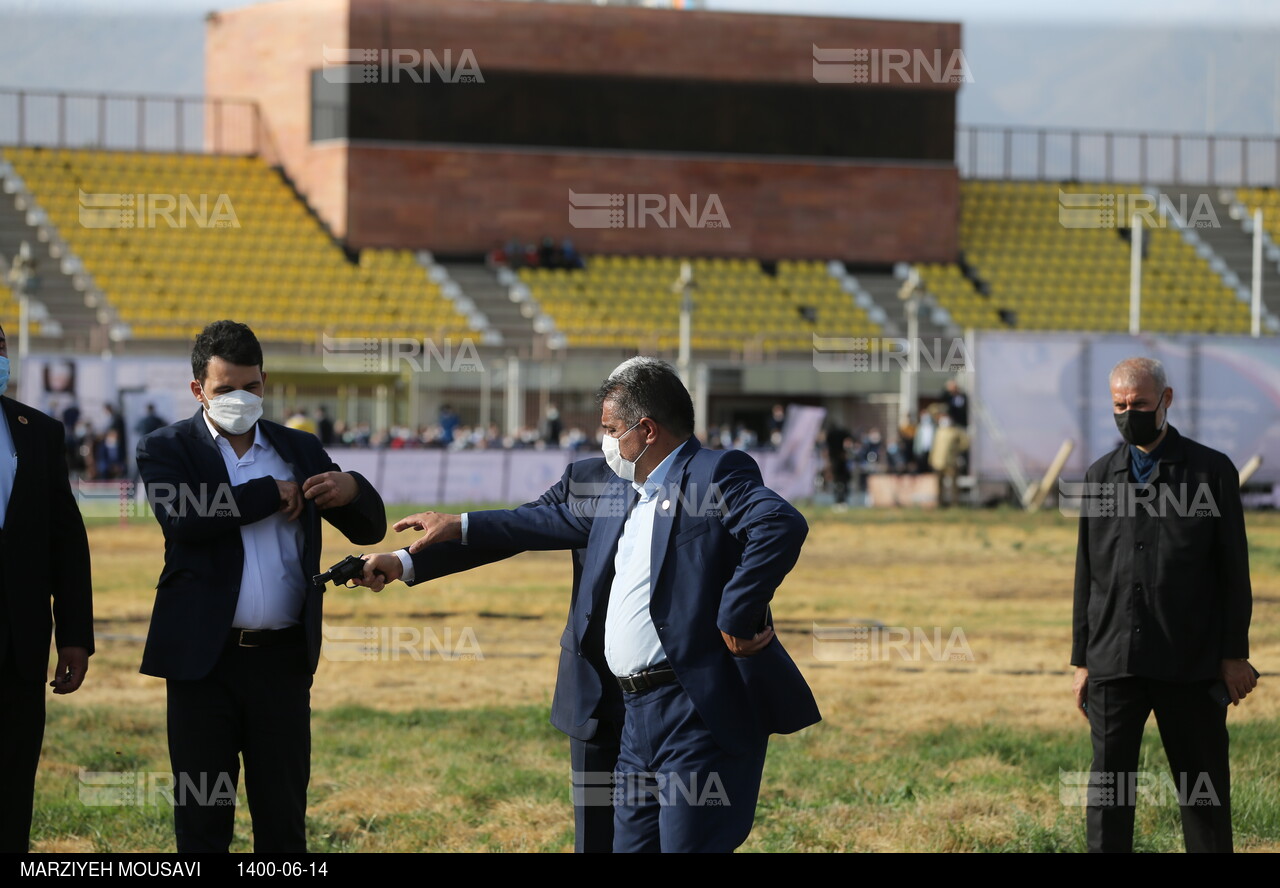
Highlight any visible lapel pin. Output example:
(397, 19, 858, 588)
(18, 415, 28, 424)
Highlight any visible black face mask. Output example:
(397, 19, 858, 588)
(1114, 389, 1168, 447)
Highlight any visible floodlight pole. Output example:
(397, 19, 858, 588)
(897, 270, 920, 424)
(674, 260, 694, 388)
(1252, 208, 1263, 338)
(1129, 216, 1143, 335)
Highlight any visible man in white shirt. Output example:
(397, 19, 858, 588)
(136, 320, 385, 852)
(383, 358, 819, 851)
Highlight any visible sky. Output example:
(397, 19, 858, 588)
(0, 0, 1278, 135)
(710, 0, 1280, 25)
(2, 0, 1278, 23)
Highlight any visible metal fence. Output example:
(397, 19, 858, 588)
(0, 88, 262, 155)
(4, 87, 1278, 187)
(958, 125, 1280, 187)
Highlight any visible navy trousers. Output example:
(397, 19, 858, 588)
(612, 681, 767, 853)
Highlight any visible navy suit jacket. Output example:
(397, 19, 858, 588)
(0, 396, 94, 681)
(408, 457, 621, 742)
(467, 437, 821, 755)
(136, 409, 386, 680)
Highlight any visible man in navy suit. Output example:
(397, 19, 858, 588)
(136, 320, 385, 852)
(357, 456, 622, 852)
(388, 358, 819, 852)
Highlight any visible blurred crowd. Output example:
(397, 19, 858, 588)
(486, 235, 584, 271)
(821, 380, 971, 508)
(56, 401, 167, 481)
(59, 383, 973, 508)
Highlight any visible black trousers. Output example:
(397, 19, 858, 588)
(570, 718, 622, 853)
(165, 633, 313, 853)
(0, 638, 46, 853)
(1086, 676, 1232, 853)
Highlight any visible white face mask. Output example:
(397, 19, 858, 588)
(203, 387, 263, 436)
(601, 420, 649, 482)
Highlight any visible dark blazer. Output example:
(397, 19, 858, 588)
(408, 457, 621, 742)
(1072, 424, 1252, 682)
(0, 396, 93, 681)
(136, 409, 386, 680)
(467, 437, 821, 755)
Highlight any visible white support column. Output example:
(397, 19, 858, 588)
(505, 356, 522, 438)
(1252, 208, 1264, 338)
(1129, 216, 1143, 335)
(693, 362, 709, 440)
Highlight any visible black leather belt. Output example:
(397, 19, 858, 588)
(227, 625, 304, 648)
(616, 661, 677, 694)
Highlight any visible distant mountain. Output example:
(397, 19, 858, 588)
(961, 25, 1278, 136)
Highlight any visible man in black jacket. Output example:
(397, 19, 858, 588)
(136, 321, 385, 852)
(1071, 356, 1255, 853)
(0, 326, 93, 852)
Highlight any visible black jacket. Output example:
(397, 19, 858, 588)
(0, 396, 93, 681)
(1072, 425, 1251, 681)
(136, 409, 386, 680)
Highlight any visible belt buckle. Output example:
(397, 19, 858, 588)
(238, 629, 260, 648)
(619, 665, 663, 694)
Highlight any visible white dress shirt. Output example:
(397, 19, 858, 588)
(397, 513, 468, 582)
(0, 406, 15, 528)
(203, 413, 306, 629)
(604, 443, 684, 677)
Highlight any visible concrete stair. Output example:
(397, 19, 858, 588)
(1161, 186, 1280, 330)
(0, 180, 106, 351)
(440, 261, 539, 354)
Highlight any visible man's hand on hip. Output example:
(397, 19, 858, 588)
(303, 471, 358, 509)
(353, 553, 403, 593)
(1073, 666, 1089, 720)
(1221, 659, 1258, 705)
(394, 511, 463, 554)
(722, 625, 774, 657)
(51, 646, 89, 694)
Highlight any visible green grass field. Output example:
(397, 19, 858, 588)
(31, 506, 1280, 852)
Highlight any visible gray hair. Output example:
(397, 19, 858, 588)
(1110, 357, 1168, 394)
(596, 357, 694, 437)
(608, 355, 665, 380)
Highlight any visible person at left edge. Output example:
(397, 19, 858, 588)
(135, 320, 386, 852)
(0, 325, 94, 853)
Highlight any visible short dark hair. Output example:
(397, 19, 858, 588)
(595, 357, 693, 438)
(191, 320, 263, 382)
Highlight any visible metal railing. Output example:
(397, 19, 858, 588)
(0, 88, 262, 155)
(958, 124, 1280, 187)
